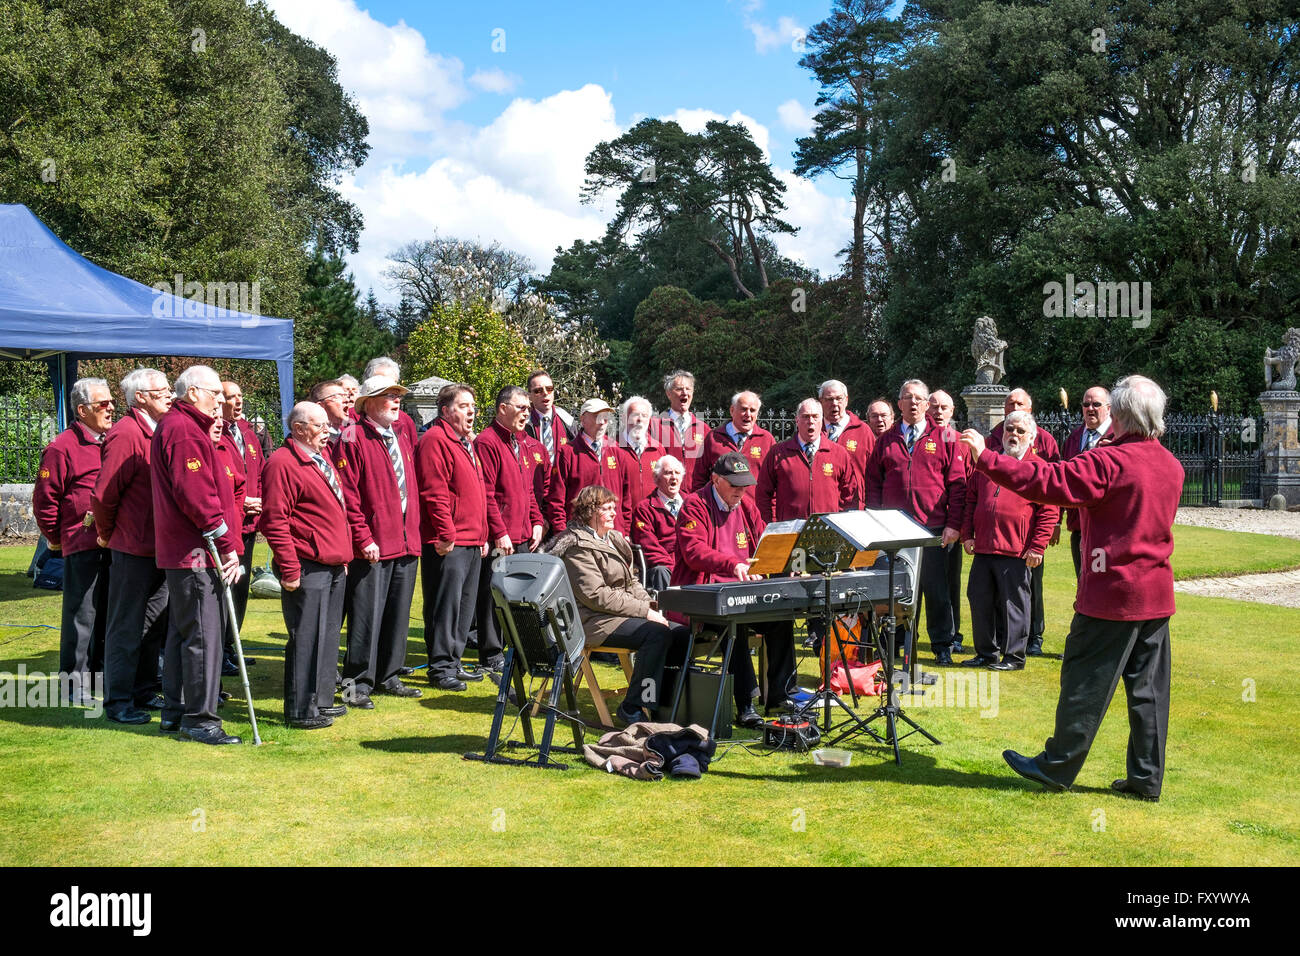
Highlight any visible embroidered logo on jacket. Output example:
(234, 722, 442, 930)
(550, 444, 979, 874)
(606, 456, 617, 469)
(185, 458, 201, 472)
(749, 445, 762, 458)
(822, 462, 833, 476)
(736, 531, 748, 548)
(39, 468, 50, 479)
(847, 439, 858, 452)
(924, 440, 937, 454)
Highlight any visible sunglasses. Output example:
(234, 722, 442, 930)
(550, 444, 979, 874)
(531, 385, 554, 394)
(81, 400, 114, 410)
(1082, 401, 1107, 408)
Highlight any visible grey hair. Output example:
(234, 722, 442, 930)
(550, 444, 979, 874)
(1003, 410, 1038, 444)
(338, 374, 360, 389)
(731, 390, 761, 409)
(652, 454, 685, 478)
(364, 357, 400, 381)
(1111, 375, 1166, 439)
(120, 368, 166, 408)
(71, 377, 108, 409)
(898, 379, 930, 400)
(620, 395, 652, 419)
(663, 369, 695, 391)
(288, 401, 324, 429)
(173, 366, 218, 401)
(818, 379, 847, 398)
(495, 384, 527, 409)
(1007, 387, 1032, 409)
(796, 397, 821, 417)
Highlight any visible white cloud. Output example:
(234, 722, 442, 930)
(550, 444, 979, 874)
(749, 15, 804, 54)
(770, 170, 853, 277)
(469, 68, 520, 95)
(266, 0, 469, 161)
(777, 98, 814, 135)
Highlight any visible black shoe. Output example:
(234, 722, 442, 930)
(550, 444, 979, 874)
(435, 676, 468, 692)
(319, 704, 348, 717)
(1026, 641, 1044, 657)
(378, 680, 422, 698)
(219, 689, 232, 701)
(398, 665, 415, 676)
(159, 718, 181, 733)
(616, 702, 646, 726)
(735, 704, 763, 729)
(138, 694, 165, 710)
(960, 655, 998, 668)
(286, 716, 334, 730)
(765, 698, 800, 715)
(107, 708, 150, 725)
(183, 726, 242, 745)
(1111, 779, 1160, 802)
(455, 666, 485, 683)
(244, 656, 257, 666)
(347, 693, 375, 710)
(221, 656, 239, 677)
(483, 656, 506, 675)
(933, 647, 954, 666)
(990, 660, 1025, 671)
(1002, 750, 1067, 792)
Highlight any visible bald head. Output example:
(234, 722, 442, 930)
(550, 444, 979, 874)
(1005, 388, 1032, 414)
(928, 390, 955, 427)
(730, 390, 761, 433)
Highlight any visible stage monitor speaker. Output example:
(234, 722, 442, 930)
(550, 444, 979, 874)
(489, 553, 586, 674)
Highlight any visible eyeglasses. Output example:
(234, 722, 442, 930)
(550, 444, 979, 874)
(81, 400, 114, 410)
(319, 392, 345, 403)
(192, 386, 223, 398)
(1082, 401, 1107, 408)
(531, 385, 554, 395)
(140, 388, 171, 397)
(1005, 426, 1030, 435)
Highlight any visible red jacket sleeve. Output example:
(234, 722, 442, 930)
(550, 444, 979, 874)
(417, 436, 457, 543)
(337, 429, 375, 553)
(90, 430, 139, 543)
(259, 457, 302, 582)
(167, 436, 236, 554)
(676, 497, 748, 579)
(863, 442, 884, 509)
(942, 442, 968, 531)
(476, 437, 509, 542)
(544, 446, 570, 531)
(631, 500, 673, 568)
(975, 446, 1116, 509)
(1026, 500, 1059, 553)
(961, 475, 979, 542)
(32, 442, 68, 546)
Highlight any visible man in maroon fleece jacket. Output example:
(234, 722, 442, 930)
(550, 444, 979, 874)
(34, 377, 114, 703)
(960, 411, 1058, 671)
(693, 390, 776, 498)
(151, 365, 244, 745)
(545, 398, 634, 535)
(864, 379, 968, 664)
(631, 454, 686, 592)
(417, 384, 489, 692)
(473, 385, 546, 674)
(337, 377, 423, 707)
(1061, 386, 1113, 576)
(819, 379, 875, 506)
(91, 368, 172, 724)
(262, 402, 354, 728)
(962, 375, 1182, 801)
(220, 380, 264, 642)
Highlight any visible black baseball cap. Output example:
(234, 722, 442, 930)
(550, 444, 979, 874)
(713, 452, 756, 486)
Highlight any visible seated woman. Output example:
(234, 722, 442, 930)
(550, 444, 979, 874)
(546, 485, 687, 725)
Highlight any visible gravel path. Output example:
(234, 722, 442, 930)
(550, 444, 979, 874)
(1175, 507, 1300, 540)
(1173, 507, 1300, 607)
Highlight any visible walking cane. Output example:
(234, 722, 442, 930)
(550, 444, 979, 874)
(204, 537, 263, 745)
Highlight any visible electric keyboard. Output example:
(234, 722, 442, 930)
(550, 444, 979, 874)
(656, 567, 911, 621)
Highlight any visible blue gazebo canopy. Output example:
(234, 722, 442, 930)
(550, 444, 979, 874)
(0, 203, 294, 426)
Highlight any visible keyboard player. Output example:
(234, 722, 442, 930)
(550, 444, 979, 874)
(670, 453, 790, 729)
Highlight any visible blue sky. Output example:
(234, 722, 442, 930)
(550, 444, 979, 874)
(266, 0, 865, 301)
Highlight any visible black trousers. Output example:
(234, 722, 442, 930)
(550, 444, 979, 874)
(1071, 530, 1082, 578)
(228, 531, 257, 636)
(913, 535, 957, 650)
(474, 544, 533, 666)
(1031, 613, 1171, 796)
(604, 618, 689, 710)
(967, 554, 1032, 664)
(738, 621, 797, 708)
(945, 539, 964, 646)
(281, 559, 346, 720)
(1027, 560, 1045, 645)
(343, 554, 417, 696)
(104, 550, 167, 715)
(421, 544, 480, 681)
(163, 567, 224, 731)
(60, 548, 110, 687)
(645, 564, 672, 593)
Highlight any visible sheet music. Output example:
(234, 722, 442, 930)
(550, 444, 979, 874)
(819, 510, 940, 550)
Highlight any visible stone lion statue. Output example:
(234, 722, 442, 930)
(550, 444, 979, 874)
(1264, 328, 1300, 392)
(971, 315, 1007, 385)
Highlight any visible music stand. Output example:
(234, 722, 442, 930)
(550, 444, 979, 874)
(812, 511, 943, 763)
(463, 554, 586, 771)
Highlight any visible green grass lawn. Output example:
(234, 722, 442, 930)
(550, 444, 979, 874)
(0, 525, 1296, 866)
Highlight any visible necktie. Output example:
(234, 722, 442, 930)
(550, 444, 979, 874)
(803, 442, 815, 459)
(675, 415, 687, 441)
(906, 426, 917, 453)
(231, 423, 245, 456)
(1085, 429, 1098, 450)
(827, 422, 839, 442)
(668, 498, 680, 518)
(736, 432, 747, 452)
(461, 435, 476, 467)
(541, 416, 553, 457)
(381, 429, 407, 514)
(510, 437, 521, 463)
(311, 453, 345, 507)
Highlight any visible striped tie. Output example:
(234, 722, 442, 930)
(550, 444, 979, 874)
(231, 422, 245, 456)
(541, 416, 553, 457)
(461, 435, 476, 467)
(311, 453, 345, 507)
(906, 426, 917, 453)
(1085, 429, 1099, 451)
(381, 429, 407, 513)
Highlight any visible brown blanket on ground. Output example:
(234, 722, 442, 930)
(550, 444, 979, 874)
(582, 721, 711, 780)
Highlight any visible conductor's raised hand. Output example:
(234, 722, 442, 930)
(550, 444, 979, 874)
(960, 429, 985, 458)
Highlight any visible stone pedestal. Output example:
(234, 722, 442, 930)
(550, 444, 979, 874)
(1259, 390, 1300, 507)
(960, 384, 1009, 436)
(405, 375, 453, 428)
